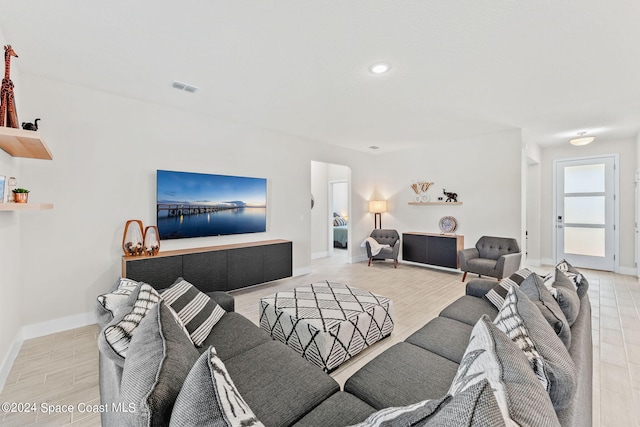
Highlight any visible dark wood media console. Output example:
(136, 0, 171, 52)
(122, 239, 292, 292)
(402, 232, 464, 269)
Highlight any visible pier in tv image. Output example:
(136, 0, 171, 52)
(157, 170, 267, 240)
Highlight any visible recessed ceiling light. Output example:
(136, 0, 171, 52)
(569, 131, 595, 146)
(369, 145, 380, 150)
(369, 63, 391, 74)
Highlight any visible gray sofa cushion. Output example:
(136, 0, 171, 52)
(465, 279, 498, 298)
(439, 295, 498, 326)
(406, 316, 473, 364)
(119, 302, 200, 427)
(198, 312, 271, 360)
(293, 392, 376, 427)
(449, 316, 560, 426)
(519, 274, 572, 349)
(494, 286, 576, 410)
(223, 341, 339, 427)
(207, 290, 235, 312)
(170, 347, 262, 427)
(344, 342, 459, 409)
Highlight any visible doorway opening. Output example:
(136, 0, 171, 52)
(310, 161, 351, 262)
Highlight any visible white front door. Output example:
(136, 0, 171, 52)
(555, 156, 617, 271)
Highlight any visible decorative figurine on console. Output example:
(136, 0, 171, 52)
(443, 189, 458, 203)
(22, 118, 40, 131)
(0, 45, 19, 128)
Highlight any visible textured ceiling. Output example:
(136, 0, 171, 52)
(1, 1, 639, 153)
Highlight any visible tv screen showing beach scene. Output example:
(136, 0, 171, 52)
(157, 170, 267, 240)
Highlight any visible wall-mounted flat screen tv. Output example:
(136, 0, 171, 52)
(157, 170, 267, 240)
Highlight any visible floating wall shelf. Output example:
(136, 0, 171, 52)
(0, 203, 54, 211)
(408, 202, 463, 206)
(0, 127, 53, 160)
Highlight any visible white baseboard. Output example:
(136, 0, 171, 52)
(619, 266, 637, 276)
(541, 258, 555, 267)
(311, 251, 329, 260)
(294, 266, 312, 276)
(525, 258, 541, 267)
(349, 254, 369, 264)
(0, 336, 23, 393)
(21, 311, 96, 341)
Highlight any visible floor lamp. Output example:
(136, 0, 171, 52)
(368, 200, 387, 229)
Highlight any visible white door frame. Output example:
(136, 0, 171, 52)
(552, 154, 619, 272)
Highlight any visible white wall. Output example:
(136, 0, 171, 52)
(310, 161, 329, 257)
(373, 129, 523, 250)
(538, 137, 636, 272)
(0, 73, 379, 381)
(332, 182, 348, 219)
(0, 28, 26, 387)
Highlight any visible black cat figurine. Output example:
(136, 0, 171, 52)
(21, 118, 40, 131)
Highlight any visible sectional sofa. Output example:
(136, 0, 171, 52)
(96, 263, 591, 426)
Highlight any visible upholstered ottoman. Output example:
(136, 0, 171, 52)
(259, 281, 394, 372)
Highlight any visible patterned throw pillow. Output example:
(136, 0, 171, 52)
(544, 268, 580, 326)
(556, 259, 582, 289)
(97, 278, 140, 316)
(494, 286, 576, 409)
(347, 380, 504, 427)
(161, 278, 226, 346)
(448, 316, 560, 427)
(333, 217, 347, 226)
(485, 268, 532, 309)
(170, 347, 264, 427)
(98, 283, 162, 366)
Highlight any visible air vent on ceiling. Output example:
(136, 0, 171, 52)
(172, 81, 199, 93)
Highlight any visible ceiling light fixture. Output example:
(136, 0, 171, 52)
(369, 63, 391, 74)
(172, 80, 199, 93)
(569, 131, 595, 146)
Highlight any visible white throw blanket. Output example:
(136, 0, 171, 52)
(361, 237, 390, 256)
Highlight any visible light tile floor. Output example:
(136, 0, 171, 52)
(0, 251, 638, 426)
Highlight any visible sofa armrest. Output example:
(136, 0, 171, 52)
(390, 240, 400, 258)
(365, 242, 373, 258)
(495, 252, 523, 279)
(465, 279, 498, 298)
(206, 291, 235, 312)
(458, 248, 479, 270)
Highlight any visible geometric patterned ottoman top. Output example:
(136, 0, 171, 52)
(259, 281, 394, 372)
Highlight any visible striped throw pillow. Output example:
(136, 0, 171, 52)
(97, 278, 140, 317)
(485, 268, 532, 309)
(161, 278, 226, 346)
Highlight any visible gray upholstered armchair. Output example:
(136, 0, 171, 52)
(366, 229, 400, 268)
(458, 236, 522, 281)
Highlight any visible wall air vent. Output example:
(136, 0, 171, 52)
(172, 81, 199, 93)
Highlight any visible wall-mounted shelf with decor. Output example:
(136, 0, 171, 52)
(408, 202, 463, 206)
(0, 203, 54, 211)
(0, 127, 53, 160)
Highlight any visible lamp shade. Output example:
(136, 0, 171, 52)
(368, 200, 387, 213)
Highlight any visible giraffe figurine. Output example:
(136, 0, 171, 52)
(0, 45, 19, 128)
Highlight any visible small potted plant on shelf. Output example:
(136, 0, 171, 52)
(12, 188, 29, 203)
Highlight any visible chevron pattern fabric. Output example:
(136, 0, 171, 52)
(259, 281, 394, 372)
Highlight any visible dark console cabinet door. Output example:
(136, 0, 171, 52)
(425, 235, 458, 268)
(402, 233, 428, 264)
(402, 232, 463, 269)
(125, 255, 182, 290)
(227, 246, 264, 290)
(264, 241, 293, 282)
(182, 251, 228, 292)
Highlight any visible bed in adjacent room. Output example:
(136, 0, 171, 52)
(333, 215, 348, 248)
